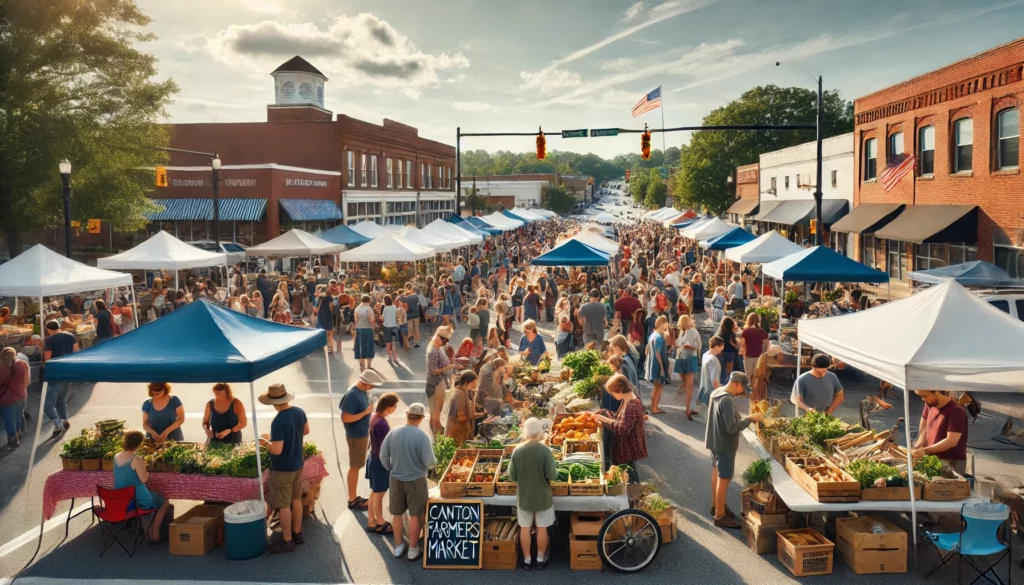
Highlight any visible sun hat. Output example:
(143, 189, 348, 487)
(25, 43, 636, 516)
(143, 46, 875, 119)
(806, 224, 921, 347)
(358, 369, 386, 387)
(258, 383, 295, 405)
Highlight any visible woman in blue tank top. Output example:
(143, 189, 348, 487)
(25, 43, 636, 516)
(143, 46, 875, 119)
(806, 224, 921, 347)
(113, 430, 171, 543)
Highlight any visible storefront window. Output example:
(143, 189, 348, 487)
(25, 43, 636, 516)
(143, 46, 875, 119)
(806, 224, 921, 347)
(949, 243, 977, 266)
(887, 240, 909, 280)
(994, 244, 1024, 278)
(914, 243, 947, 271)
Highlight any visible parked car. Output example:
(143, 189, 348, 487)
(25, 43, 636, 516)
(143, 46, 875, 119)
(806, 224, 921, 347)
(978, 292, 1024, 321)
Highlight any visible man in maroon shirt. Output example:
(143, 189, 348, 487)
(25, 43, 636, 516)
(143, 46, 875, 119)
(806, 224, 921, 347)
(614, 288, 643, 335)
(913, 390, 969, 475)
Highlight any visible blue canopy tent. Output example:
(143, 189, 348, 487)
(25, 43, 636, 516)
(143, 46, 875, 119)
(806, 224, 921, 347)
(700, 227, 756, 251)
(458, 215, 503, 235)
(28, 300, 333, 512)
(671, 217, 700, 229)
(503, 209, 532, 224)
(445, 216, 490, 239)
(908, 260, 1024, 288)
(763, 246, 889, 283)
(318, 223, 373, 247)
(531, 239, 610, 267)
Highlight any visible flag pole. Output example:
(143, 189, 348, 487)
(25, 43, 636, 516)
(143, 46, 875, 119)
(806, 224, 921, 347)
(659, 85, 667, 160)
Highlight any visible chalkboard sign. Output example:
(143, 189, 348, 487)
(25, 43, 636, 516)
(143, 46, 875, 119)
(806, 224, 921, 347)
(423, 499, 484, 569)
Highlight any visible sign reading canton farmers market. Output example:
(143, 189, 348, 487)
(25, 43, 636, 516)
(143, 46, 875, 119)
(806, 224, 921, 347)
(286, 178, 329, 187)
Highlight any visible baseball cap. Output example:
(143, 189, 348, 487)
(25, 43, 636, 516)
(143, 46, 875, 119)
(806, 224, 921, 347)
(359, 369, 386, 387)
(406, 402, 426, 417)
(729, 371, 753, 393)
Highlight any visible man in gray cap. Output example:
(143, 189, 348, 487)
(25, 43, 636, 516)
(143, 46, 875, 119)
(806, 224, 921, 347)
(704, 371, 762, 529)
(341, 369, 386, 511)
(380, 402, 435, 561)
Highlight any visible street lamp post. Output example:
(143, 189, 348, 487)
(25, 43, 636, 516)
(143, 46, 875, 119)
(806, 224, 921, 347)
(211, 154, 221, 244)
(58, 159, 72, 258)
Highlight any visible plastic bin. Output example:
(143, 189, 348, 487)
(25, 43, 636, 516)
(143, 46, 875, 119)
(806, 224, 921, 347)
(223, 500, 266, 560)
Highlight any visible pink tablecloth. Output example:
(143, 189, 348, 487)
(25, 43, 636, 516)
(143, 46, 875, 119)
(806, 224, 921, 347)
(42, 454, 328, 520)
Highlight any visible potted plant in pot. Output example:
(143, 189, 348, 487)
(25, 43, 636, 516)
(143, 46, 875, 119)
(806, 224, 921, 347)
(80, 432, 104, 471)
(59, 435, 89, 471)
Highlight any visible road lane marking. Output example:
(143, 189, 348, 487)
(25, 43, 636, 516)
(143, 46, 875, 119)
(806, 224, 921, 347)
(0, 503, 92, 560)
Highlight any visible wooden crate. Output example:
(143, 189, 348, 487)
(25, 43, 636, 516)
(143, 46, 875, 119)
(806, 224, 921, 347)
(568, 530, 602, 571)
(740, 486, 789, 515)
(923, 469, 971, 501)
(570, 512, 607, 538)
(784, 454, 860, 503)
(860, 485, 923, 501)
(482, 518, 519, 570)
(439, 449, 479, 498)
(569, 474, 604, 496)
(465, 450, 503, 497)
(549, 481, 569, 497)
(81, 459, 102, 472)
(564, 439, 601, 458)
(743, 513, 795, 554)
(777, 528, 834, 577)
(61, 457, 81, 471)
(835, 516, 907, 574)
(604, 482, 626, 496)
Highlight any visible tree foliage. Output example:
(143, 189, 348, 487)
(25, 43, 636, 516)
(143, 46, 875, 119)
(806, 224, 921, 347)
(0, 0, 179, 253)
(542, 184, 575, 216)
(463, 185, 492, 215)
(629, 171, 651, 206)
(460, 149, 646, 186)
(670, 85, 853, 214)
(645, 171, 667, 209)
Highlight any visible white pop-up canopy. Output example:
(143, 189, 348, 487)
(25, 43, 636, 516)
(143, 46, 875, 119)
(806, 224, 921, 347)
(337, 232, 434, 262)
(643, 207, 673, 220)
(592, 212, 625, 224)
(723, 230, 804, 264)
(798, 280, 1024, 393)
(423, 220, 479, 246)
(681, 217, 732, 241)
(555, 231, 619, 255)
(245, 229, 344, 256)
(97, 231, 228, 271)
(401, 227, 452, 253)
(531, 209, 558, 219)
(483, 212, 522, 229)
(0, 244, 133, 297)
(511, 207, 545, 222)
(350, 220, 389, 238)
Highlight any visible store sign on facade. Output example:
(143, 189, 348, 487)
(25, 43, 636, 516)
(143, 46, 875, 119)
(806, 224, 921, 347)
(221, 178, 256, 187)
(286, 177, 329, 187)
(172, 178, 205, 187)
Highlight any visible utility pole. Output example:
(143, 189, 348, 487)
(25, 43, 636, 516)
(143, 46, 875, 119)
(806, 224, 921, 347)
(814, 75, 824, 246)
(455, 127, 461, 217)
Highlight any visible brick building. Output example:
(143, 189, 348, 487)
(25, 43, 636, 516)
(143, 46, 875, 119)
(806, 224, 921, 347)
(156, 56, 456, 243)
(838, 39, 1024, 280)
(458, 173, 593, 210)
(727, 163, 759, 226)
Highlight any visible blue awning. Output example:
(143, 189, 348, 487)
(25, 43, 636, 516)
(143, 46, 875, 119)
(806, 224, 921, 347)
(461, 216, 503, 235)
(532, 239, 610, 267)
(447, 215, 492, 238)
(762, 246, 888, 283)
(44, 299, 326, 383)
(280, 199, 343, 221)
(147, 198, 267, 222)
(319, 224, 373, 246)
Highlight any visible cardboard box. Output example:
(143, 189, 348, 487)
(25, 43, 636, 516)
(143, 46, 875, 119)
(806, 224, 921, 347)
(569, 530, 602, 570)
(776, 528, 834, 577)
(835, 517, 907, 574)
(743, 515, 792, 554)
(655, 508, 677, 544)
(745, 509, 793, 527)
(169, 505, 224, 556)
(923, 470, 971, 501)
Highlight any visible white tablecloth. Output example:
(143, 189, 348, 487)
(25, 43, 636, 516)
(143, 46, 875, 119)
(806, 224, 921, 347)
(740, 429, 987, 513)
(428, 487, 629, 513)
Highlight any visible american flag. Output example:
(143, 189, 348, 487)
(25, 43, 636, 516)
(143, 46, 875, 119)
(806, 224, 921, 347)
(880, 153, 915, 191)
(631, 86, 662, 118)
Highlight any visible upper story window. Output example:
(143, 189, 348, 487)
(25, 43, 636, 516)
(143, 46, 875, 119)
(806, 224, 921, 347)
(437, 165, 443, 189)
(953, 118, 972, 173)
(919, 126, 935, 175)
(347, 151, 355, 186)
(386, 158, 393, 189)
(863, 138, 878, 180)
(997, 108, 1019, 170)
(447, 167, 452, 190)
(889, 131, 904, 157)
(784, 176, 789, 190)
(831, 169, 838, 188)
(770, 177, 776, 192)
(406, 161, 412, 189)
(360, 153, 367, 187)
(370, 155, 378, 188)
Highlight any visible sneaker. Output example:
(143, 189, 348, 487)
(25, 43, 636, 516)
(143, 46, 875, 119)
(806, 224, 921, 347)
(521, 559, 533, 571)
(536, 559, 548, 571)
(407, 546, 421, 561)
(292, 531, 305, 545)
(713, 514, 741, 529)
(7, 437, 19, 448)
(267, 538, 295, 553)
(393, 543, 408, 559)
(63, 420, 71, 430)
(51, 426, 64, 439)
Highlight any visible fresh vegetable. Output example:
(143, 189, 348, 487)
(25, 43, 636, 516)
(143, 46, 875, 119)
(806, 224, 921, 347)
(640, 493, 671, 516)
(742, 458, 772, 486)
(604, 465, 631, 486)
(572, 377, 602, 400)
(433, 436, 457, 476)
(846, 459, 901, 489)
(914, 454, 944, 478)
(549, 412, 600, 445)
(561, 349, 604, 381)
(788, 411, 847, 447)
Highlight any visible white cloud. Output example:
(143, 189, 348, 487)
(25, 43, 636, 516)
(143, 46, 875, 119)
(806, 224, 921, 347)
(621, 2, 646, 22)
(519, 67, 582, 93)
(206, 13, 469, 99)
(240, 0, 287, 14)
(452, 101, 493, 112)
(600, 58, 635, 71)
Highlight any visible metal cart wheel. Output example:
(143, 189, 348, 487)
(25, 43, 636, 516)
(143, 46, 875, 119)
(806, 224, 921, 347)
(597, 508, 662, 573)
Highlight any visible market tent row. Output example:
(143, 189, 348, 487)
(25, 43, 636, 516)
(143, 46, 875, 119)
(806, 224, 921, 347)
(724, 230, 804, 264)
(455, 215, 503, 236)
(592, 212, 626, 224)
(97, 231, 228, 271)
(28, 299, 333, 514)
(761, 245, 888, 283)
(337, 232, 435, 262)
(643, 207, 677, 221)
(245, 228, 344, 256)
(394, 226, 456, 254)
(530, 208, 558, 219)
(661, 210, 698, 227)
(699, 227, 756, 250)
(350, 221, 390, 239)
(531, 239, 611, 267)
(502, 209, 534, 224)
(680, 217, 733, 242)
(483, 212, 524, 230)
(511, 207, 546, 221)
(671, 217, 701, 229)
(554, 231, 619, 256)
(796, 280, 1024, 544)
(318, 224, 373, 247)
(908, 260, 1024, 288)
(425, 218, 483, 246)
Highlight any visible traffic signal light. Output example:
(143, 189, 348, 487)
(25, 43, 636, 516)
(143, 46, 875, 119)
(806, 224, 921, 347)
(640, 131, 651, 160)
(809, 218, 817, 234)
(536, 131, 546, 160)
(155, 166, 168, 187)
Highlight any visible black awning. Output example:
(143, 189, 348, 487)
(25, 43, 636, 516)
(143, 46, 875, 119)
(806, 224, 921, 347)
(756, 199, 848, 226)
(830, 203, 906, 234)
(873, 205, 978, 244)
(726, 197, 760, 216)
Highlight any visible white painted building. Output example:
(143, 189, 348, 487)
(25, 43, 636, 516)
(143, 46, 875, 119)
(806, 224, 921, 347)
(342, 190, 455, 226)
(459, 180, 546, 209)
(755, 132, 854, 248)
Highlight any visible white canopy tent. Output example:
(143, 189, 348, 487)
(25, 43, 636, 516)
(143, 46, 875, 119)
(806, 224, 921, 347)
(97, 231, 228, 291)
(483, 212, 523, 230)
(511, 207, 545, 222)
(723, 230, 804, 264)
(337, 232, 434, 262)
(555, 231, 619, 256)
(531, 209, 558, 219)
(580, 223, 615, 237)
(653, 208, 681, 221)
(681, 217, 733, 241)
(350, 221, 389, 238)
(400, 227, 453, 253)
(643, 207, 673, 220)
(796, 280, 1023, 546)
(244, 229, 344, 257)
(0, 244, 137, 332)
(426, 218, 483, 245)
(592, 212, 626, 224)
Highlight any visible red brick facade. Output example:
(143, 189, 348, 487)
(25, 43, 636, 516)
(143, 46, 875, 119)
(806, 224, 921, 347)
(735, 163, 759, 202)
(853, 38, 1024, 276)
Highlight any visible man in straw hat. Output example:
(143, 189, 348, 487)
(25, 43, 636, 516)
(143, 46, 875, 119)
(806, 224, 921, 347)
(380, 402, 435, 561)
(258, 383, 309, 553)
(340, 369, 386, 511)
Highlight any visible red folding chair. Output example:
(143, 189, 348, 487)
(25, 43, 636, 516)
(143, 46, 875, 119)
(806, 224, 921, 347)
(92, 485, 154, 557)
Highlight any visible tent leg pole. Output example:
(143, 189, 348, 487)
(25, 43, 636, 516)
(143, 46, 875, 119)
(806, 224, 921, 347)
(904, 389, 918, 557)
(888, 280, 892, 302)
(794, 339, 802, 416)
(130, 286, 139, 328)
(248, 381, 266, 514)
(26, 382, 50, 502)
(323, 346, 346, 484)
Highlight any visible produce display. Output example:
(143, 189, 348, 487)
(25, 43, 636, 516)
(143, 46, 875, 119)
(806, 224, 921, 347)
(742, 458, 772, 486)
(828, 429, 891, 462)
(846, 459, 912, 489)
(471, 461, 499, 483)
(549, 412, 600, 446)
(433, 436, 457, 477)
(555, 457, 601, 483)
(786, 453, 854, 483)
(915, 454, 944, 478)
(604, 465, 630, 487)
(443, 455, 476, 483)
(788, 411, 850, 447)
(498, 459, 512, 483)
(561, 349, 604, 381)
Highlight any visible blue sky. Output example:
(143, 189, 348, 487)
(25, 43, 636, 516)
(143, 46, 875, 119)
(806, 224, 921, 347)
(141, 0, 1024, 158)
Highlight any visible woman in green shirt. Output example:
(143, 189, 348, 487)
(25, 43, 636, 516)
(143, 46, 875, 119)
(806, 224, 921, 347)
(509, 417, 557, 571)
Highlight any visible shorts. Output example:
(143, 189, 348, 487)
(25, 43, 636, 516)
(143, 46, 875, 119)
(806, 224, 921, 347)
(469, 328, 480, 342)
(365, 455, 390, 493)
(399, 323, 409, 337)
(674, 355, 699, 374)
(267, 469, 303, 509)
(128, 493, 165, 512)
(583, 333, 603, 346)
(516, 505, 555, 528)
(384, 326, 398, 344)
(711, 449, 736, 480)
(389, 476, 428, 517)
(347, 436, 369, 468)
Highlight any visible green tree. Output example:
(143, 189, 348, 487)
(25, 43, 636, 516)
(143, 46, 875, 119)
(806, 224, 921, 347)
(629, 170, 650, 206)
(542, 184, 575, 216)
(0, 0, 179, 253)
(645, 171, 667, 209)
(671, 84, 852, 214)
(463, 184, 492, 215)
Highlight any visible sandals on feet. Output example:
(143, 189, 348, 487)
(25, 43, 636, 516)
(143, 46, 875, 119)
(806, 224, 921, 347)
(375, 521, 394, 534)
(348, 497, 369, 510)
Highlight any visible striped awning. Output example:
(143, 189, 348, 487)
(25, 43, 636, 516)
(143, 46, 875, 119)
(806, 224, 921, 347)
(279, 199, 343, 221)
(146, 198, 267, 222)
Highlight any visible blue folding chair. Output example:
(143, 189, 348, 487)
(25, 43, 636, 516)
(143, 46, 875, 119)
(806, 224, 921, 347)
(925, 503, 1013, 585)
